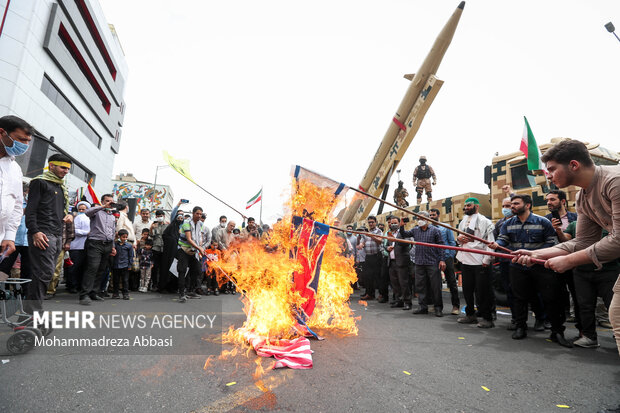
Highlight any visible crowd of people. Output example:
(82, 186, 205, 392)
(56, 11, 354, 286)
(1, 115, 619, 357)
(345, 139, 620, 353)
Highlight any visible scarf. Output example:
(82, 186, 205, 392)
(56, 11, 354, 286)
(35, 170, 69, 214)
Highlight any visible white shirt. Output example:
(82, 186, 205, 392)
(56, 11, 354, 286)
(0, 155, 24, 243)
(133, 219, 152, 239)
(70, 213, 91, 250)
(455, 213, 495, 266)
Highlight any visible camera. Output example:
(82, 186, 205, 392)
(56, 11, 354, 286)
(403, 217, 410, 223)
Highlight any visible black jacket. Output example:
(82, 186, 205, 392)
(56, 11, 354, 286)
(25, 178, 65, 236)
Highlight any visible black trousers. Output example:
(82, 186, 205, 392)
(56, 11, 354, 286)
(151, 250, 163, 289)
(573, 267, 617, 340)
(444, 257, 460, 308)
(66, 249, 87, 291)
(510, 265, 566, 333)
(415, 264, 443, 311)
(112, 268, 129, 295)
(563, 271, 581, 330)
(0, 245, 31, 280)
(378, 256, 389, 298)
(176, 249, 200, 296)
(160, 238, 178, 291)
(362, 254, 381, 297)
(389, 263, 411, 304)
(461, 264, 493, 321)
(499, 261, 515, 318)
(25, 233, 62, 314)
(81, 240, 113, 299)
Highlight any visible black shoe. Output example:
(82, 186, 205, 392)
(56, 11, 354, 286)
(44, 293, 55, 300)
(391, 301, 404, 308)
(550, 332, 573, 348)
(178, 295, 187, 303)
(507, 320, 517, 331)
(67, 288, 77, 294)
(79, 296, 92, 306)
(512, 328, 527, 340)
(231, 290, 236, 295)
(91, 294, 104, 301)
(534, 319, 545, 332)
(123, 295, 130, 300)
(214, 290, 220, 296)
(377, 296, 388, 303)
(187, 292, 201, 299)
(413, 308, 429, 315)
(435, 310, 444, 317)
(101, 291, 111, 298)
(544, 320, 552, 330)
(402, 304, 412, 311)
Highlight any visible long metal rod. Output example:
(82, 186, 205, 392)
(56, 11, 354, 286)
(332, 225, 546, 265)
(348, 185, 513, 254)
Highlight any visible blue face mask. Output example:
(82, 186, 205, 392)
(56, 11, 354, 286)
(502, 207, 512, 218)
(2, 132, 30, 156)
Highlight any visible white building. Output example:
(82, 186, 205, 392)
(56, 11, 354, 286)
(0, 0, 127, 195)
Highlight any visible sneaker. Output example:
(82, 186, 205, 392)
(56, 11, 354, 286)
(598, 320, 613, 329)
(573, 336, 600, 348)
(457, 315, 478, 324)
(477, 319, 495, 329)
(534, 319, 545, 332)
(507, 320, 517, 331)
(138, 287, 145, 293)
(178, 295, 187, 303)
(91, 294, 104, 301)
(123, 295, 130, 300)
(214, 290, 220, 296)
(79, 296, 92, 306)
(543, 320, 552, 330)
(44, 293, 55, 300)
(112, 294, 120, 299)
(187, 291, 201, 299)
(451, 306, 460, 315)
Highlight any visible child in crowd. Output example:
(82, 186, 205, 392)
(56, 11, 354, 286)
(113, 229, 134, 300)
(136, 228, 150, 249)
(203, 240, 222, 296)
(138, 239, 154, 293)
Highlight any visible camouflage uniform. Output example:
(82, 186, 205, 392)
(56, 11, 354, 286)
(413, 157, 436, 203)
(393, 181, 409, 208)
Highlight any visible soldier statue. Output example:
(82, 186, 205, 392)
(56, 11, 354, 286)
(413, 156, 436, 204)
(393, 180, 409, 207)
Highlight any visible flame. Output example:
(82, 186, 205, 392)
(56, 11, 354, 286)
(217, 179, 359, 351)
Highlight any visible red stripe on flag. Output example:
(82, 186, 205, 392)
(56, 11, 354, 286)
(392, 117, 406, 131)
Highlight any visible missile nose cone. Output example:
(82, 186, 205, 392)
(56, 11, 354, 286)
(458, 1, 465, 9)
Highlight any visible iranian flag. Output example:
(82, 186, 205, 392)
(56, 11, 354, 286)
(84, 179, 100, 205)
(246, 188, 262, 210)
(519, 116, 546, 172)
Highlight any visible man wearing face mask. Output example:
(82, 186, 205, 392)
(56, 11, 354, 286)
(455, 198, 496, 328)
(25, 153, 74, 314)
(0, 116, 33, 261)
(149, 209, 167, 291)
(400, 211, 446, 316)
(493, 196, 519, 330)
(413, 156, 437, 204)
(212, 215, 227, 242)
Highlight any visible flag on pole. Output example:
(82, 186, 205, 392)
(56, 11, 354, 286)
(519, 116, 546, 172)
(246, 188, 262, 210)
(84, 179, 100, 205)
(163, 151, 197, 184)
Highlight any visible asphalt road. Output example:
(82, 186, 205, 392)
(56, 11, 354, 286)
(0, 288, 618, 413)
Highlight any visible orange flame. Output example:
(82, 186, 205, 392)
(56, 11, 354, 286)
(217, 179, 359, 348)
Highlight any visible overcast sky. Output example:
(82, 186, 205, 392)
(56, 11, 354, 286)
(99, 0, 620, 228)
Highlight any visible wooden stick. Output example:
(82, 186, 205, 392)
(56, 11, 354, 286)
(348, 186, 514, 254)
(333, 226, 547, 265)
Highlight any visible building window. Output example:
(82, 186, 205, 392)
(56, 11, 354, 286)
(74, 0, 117, 80)
(41, 75, 102, 149)
(16, 134, 95, 184)
(510, 162, 537, 190)
(58, 23, 111, 114)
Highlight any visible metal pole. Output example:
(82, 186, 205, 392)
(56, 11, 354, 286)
(259, 186, 263, 226)
(151, 166, 159, 210)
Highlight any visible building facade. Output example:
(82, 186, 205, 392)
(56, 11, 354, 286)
(112, 173, 174, 215)
(0, 0, 127, 195)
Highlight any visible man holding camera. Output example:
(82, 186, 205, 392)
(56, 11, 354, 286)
(80, 194, 117, 305)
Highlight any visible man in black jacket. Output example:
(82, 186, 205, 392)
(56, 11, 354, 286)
(25, 153, 73, 314)
(383, 216, 413, 310)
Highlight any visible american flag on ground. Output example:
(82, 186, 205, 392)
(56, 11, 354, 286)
(242, 329, 313, 369)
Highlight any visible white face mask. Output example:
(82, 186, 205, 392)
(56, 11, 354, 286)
(156, 217, 164, 222)
(220, 222, 226, 228)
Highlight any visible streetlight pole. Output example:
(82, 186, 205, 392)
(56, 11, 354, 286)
(605, 22, 620, 44)
(151, 165, 170, 210)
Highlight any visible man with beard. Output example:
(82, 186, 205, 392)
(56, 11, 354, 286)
(413, 156, 436, 204)
(212, 215, 227, 243)
(514, 139, 620, 359)
(429, 208, 460, 315)
(489, 195, 569, 346)
(455, 198, 495, 328)
(383, 216, 413, 310)
(358, 216, 384, 301)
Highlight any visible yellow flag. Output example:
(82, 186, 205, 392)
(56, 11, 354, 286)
(163, 151, 196, 184)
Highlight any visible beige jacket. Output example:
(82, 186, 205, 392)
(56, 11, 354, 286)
(555, 165, 620, 268)
(116, 211, 137, 243)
